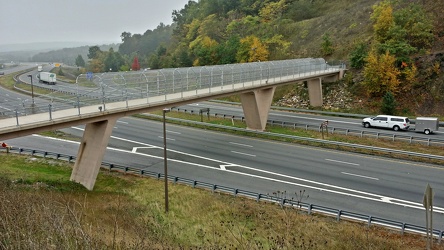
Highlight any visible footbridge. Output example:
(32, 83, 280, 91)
(0, 58, 345, 190)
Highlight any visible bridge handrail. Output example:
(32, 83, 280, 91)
(1, 59, 344, 129)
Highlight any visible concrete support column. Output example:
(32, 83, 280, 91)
(307, 78, 323, 107)
(240, 87, 276, 131)
(70, 118, 117, 190)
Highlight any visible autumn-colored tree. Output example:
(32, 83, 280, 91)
(363, 49, 400, 97)
(259, 0, 287, 23)
(131, 56, 140, 71)
(370, 1, 394, 43)
(236, 35, 269, 63)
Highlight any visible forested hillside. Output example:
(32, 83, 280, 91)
(32, 0, 444, 116)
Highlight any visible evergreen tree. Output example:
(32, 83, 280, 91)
(381, 91, 396, 115)
(75, 55, 86, 67)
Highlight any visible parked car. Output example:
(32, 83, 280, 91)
(362, 115, 410, 131)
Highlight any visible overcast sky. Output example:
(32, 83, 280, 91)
(1, 0, 190, 46)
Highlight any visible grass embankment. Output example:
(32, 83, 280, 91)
(0, 153, 437, 249)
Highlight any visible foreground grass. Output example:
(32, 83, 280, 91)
(0, 153, 439, 249)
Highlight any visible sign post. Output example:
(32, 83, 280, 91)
(199, 108, 210, 122)
(320, 120, 329, 139)
(423, 183, 434, 250)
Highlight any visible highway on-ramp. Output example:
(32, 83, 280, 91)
(5, 116, 444, 229)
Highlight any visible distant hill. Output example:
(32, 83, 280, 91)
(0, 42, 120, 65)
(0, 41, 117, 53)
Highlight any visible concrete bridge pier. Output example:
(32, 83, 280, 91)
(70, 118, 118, 190)
(307, 78, 323, 107)
(240, 87, 276, 131)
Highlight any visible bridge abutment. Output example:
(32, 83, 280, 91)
(240, 87, 276, 131)
(70, 118, 117, 190)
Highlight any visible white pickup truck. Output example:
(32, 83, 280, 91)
(362, 115, 410, 131)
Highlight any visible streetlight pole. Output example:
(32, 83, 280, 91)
(27, 74, 35, 105)
(163, 108, 170, 212)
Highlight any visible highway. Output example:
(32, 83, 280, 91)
(5, 116, 444, 228)
(178, 101, 444, 138)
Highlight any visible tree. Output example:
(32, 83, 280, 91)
(363, 50, 400, 97)
(131, 56, 140, 71)
(371, 1, 394, 43)
(349, 42, 368, 69)
(236, 35, 268, 63)
(321, 33, 334, 56)
(75, 55, 85, 68)
(87, 46, 102, 59)
(381, 91, 396, 115)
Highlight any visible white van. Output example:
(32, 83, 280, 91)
(362, 115, 410, 131)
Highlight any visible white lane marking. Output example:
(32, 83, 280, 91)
(46, 128, 444, 213)
(229, 142, 253, 147)
(341, 172, 379, 180)
(325, 159, 360, 166)
(166, 130, 181, 134)
(231, 151, 256, 157)
(158, 136, 175, 141)
(117, 121, 128, 124)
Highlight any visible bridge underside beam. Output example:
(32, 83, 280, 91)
(307, 78, 323, 107)
(240, 87, 276, 131)
(70, 118, 117, 190)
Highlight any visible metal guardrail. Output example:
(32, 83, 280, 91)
(171, 107, 444, 147)
(2, 146, 443, 241)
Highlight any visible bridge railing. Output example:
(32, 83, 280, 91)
(1, 59, 344, 125)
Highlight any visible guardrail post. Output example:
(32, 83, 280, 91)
(409, 136, 412, 143)
(308, 204, 312, 215)
(193, 180, 197, 188)
(360, 131, 364, 138)
(305, 124, 308, 130)
(345, 129, 349, 135)
(400, 223, 405, 235)
(392, 134, 395, 141)
(234, 188, 238, 196)
(212, 184, 216, 193)
(256, 193, 261, 202)
(368, 216, 372, 227)
(15, 110, 19, 126)
(140, 170, 144, 176)
(439, 230, 443, 243)
(48, 104, 52, 120)
(337, 210, 342, 221)
(174, 177, 178, 183)
(376, 132, 379, 139)
(427, 138, 430, 146)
